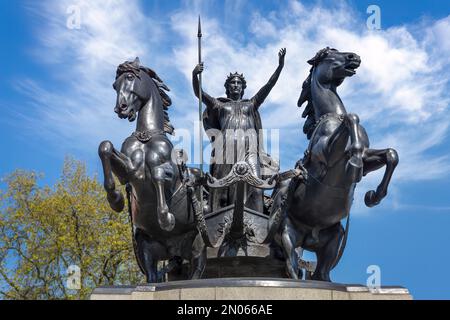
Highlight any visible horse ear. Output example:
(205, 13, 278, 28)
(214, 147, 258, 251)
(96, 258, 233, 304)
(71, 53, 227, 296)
(132, 57, 140, 67)
(308, 47, 332, 66)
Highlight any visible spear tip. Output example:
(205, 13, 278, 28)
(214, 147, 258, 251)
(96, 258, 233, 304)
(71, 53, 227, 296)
(197, 15, 202, 38)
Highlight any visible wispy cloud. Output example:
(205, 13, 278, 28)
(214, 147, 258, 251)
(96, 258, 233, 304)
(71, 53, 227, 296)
(14, 0, 165, 151)
(10, 0, 450, 213)
(171, 1, 450, 179)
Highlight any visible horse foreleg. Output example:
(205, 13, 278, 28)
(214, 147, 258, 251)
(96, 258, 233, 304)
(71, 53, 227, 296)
(281, 218, 300, 280)
(98, 141, 133, 212)
(344, 114, 365, 183)
(189, 233, 207, 279)
(134, 229, 159, 283)
(363, 148, 399, 207)
(151, 164, 175, 232)
(312, 223, 344, 282)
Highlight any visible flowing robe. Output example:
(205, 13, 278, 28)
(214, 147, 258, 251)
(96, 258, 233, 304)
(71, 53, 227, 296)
(203, 97, 278, 213)
(192, 63, 284, 214)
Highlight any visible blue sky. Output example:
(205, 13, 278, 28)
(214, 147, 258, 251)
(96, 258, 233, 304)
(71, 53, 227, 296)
(1, 0, 450, 299)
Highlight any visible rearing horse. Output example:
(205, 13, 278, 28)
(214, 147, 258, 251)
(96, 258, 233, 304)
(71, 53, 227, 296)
(270, 48, 399, 281)
(98, 58, 206, 283)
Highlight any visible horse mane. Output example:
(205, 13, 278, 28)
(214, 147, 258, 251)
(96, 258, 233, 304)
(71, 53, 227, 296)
(298, 47, 338, 140)
(141, 67, 174, 135)
(298, 69, 315, 140)
(116, 60, 174, 135)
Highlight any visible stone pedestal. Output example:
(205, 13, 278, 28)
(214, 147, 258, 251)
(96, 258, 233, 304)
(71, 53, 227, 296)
(90, 278, 412, 300)
(168, 257, 287, 281)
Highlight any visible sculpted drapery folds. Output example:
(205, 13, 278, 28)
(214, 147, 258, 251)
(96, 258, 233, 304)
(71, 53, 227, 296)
(192, 48, 286, 213)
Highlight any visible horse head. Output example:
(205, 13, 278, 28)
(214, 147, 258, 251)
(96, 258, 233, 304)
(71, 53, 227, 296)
(113, 58, 150, 121)
(113, 58, 174, 135)
(308, 47, 361, 87)
(298, 48, 361, 137)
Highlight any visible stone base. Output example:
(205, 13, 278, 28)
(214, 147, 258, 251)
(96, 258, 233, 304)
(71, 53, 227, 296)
(90, 278, 413, 300)
(168, 257, 287, 281)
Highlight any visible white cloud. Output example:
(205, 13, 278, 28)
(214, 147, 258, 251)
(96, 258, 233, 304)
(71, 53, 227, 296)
(168, 1, 450, 214)
(14, 0, 165, 152)
(425, 15, 450, 64)
(171, 1, 450, 178)
(11, 0, 450, 213)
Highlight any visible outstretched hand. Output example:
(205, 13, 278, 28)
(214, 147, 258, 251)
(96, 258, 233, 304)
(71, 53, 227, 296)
(193, 63, 204, 75)
(278, 48, 286, 67)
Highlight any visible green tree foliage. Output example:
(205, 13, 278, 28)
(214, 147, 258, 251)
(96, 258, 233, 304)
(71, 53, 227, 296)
(0, 158, 141, 300)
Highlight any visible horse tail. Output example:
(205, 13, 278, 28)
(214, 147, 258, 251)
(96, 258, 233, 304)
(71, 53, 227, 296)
(331, 213, 350, 269)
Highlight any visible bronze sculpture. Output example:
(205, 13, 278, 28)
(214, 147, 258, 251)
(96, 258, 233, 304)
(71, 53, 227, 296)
(191, 49, 285, 257)
(192, 49, 285, 214)
(98, 58, 207, 283)
(268, 48, 399, 281)
(98, 34, 398, 282)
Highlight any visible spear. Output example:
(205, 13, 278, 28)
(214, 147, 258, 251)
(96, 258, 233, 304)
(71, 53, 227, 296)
(197, 16, 204, 177)
(197, 16, 204, 211)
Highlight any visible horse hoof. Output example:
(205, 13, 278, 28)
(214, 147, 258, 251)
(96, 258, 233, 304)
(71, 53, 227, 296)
(285, 267, 299, 280)
(311, 273, 331, 282)
(190, 269, 205, 280)
(364, 190, 379, 208)
(159, 212, 175, 232)
(313, 277, 331, 282)
(107, 190, 124, 212)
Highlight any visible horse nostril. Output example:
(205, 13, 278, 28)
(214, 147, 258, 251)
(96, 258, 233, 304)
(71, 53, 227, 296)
(120, 104, 128, 110)
(348, 54, 354, 60)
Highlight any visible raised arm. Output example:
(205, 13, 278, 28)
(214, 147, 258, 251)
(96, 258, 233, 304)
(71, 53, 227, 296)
(192, 63, 216, 109)
(252, 48, 286, 108)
